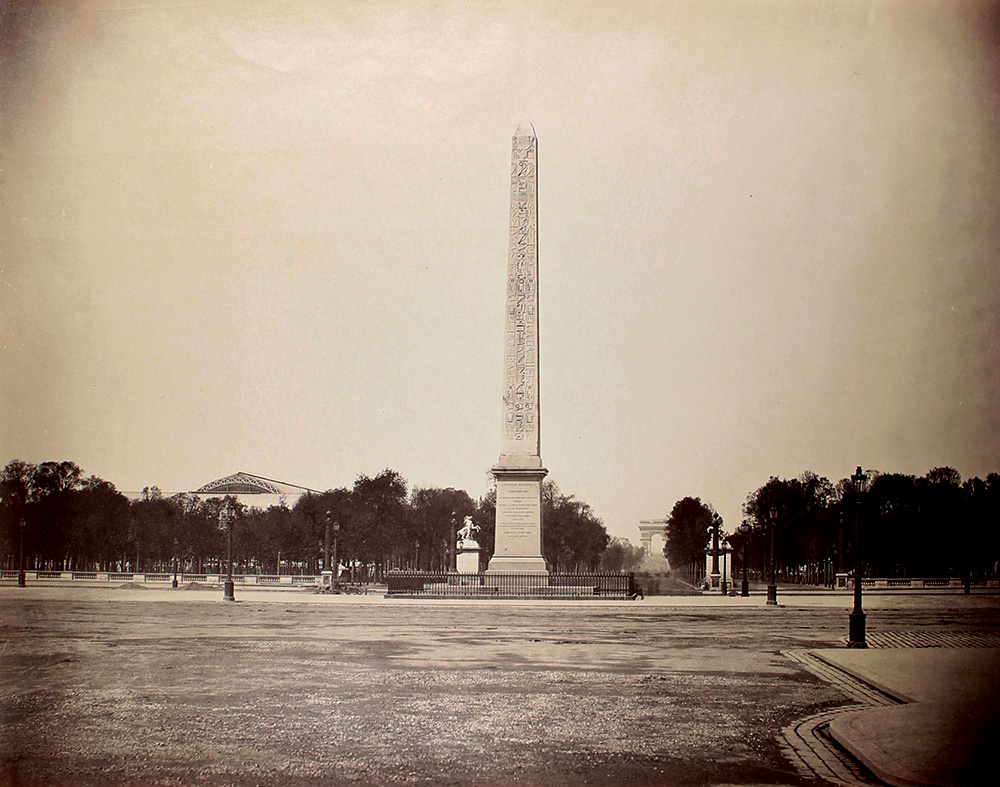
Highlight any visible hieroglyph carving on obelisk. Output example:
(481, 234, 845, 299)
(488, 123, 548, 574)
(500, 125, 541, 466)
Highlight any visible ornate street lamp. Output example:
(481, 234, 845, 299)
(331, 519, 340, 591)
(17, 518, 26, 588)
(450, 511, 458, 572)
(720, 537, 729, 596)
(766, 507, 778, 605)
(740, 530, 750, 597)
(710, 520, 721, 589)
(323, 511, 333, 592)
(848, 466, 869, 648)
(172, 537, 179, 588)
(219, 498, 236, 602)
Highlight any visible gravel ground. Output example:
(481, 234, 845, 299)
(2, 587, 998, 786)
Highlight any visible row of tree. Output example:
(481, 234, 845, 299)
(664, 467, 1000, 583)
(0, 460, 641, 580)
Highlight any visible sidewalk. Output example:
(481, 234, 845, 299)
(818, 648, 1000, 786)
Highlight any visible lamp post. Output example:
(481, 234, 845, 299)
(220, 499, 236, 602)
(766, 507, 778, 605)
(17, 518, 26, 587)
(323, 511, 333, 592)
(172, 537, 179, 588)
(838, 510, 846, 575)
(720, 538, 729, 596)
(449, 512, 458, 572)
(331, 519, 340, 591)
(740, 532, 749, 597)
(848, 466, 868, 648)
(709, 520, 721, 589)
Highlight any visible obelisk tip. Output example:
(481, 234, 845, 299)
(514, 122, 536, 138)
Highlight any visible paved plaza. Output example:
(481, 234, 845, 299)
(1, 586, 998, 786)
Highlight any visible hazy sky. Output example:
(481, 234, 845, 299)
(2, 0, 998, 542)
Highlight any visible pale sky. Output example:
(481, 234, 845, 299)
(2, 0, 998, 542)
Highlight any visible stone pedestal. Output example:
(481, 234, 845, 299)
(456, 540, 481, 574)
(488, 467, 548, 573)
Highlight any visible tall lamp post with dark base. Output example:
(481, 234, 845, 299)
(766, 508, 778, 605)
(449, 512, 458, 572)
(740, 531, 750, 597)
(848, 466, 869, 648)
(172, 537, 179, 588)
(220, 498, 236, 602)
(720, 538, 729, 596)
(323, 511, 333, 592)
(17, 518, 26, 587)
(709, 520, 721, 589)
(331, 519, 340, 591)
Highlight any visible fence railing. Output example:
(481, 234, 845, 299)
(385, 571, 637, 599)
(0, 571, 321, 587)
(834, 574, 998, 590)
(4, 571, 995, 594)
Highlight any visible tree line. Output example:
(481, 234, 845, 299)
(664, 467, 1000, 583)
(0, 460, 641, 580)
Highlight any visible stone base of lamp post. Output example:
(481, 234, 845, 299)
(321, 570, 335, 593)
(766, 583, 777, 605)
(740, 578, 749, 597)
(720, 580, 728, 595)
(17, 571, 26, 587)
(848, 611, 867, 648)
(223, 580, 235, 602)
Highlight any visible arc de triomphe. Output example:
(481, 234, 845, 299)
(638, 519, 667, 558)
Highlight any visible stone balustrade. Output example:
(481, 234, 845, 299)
(0, 570, 321, 587)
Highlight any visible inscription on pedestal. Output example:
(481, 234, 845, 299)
(490, 471, 547, 572)
(496, 481, 541, 542)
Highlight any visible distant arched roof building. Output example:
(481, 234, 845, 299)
(193, 471, 320, 510)
(638, 518, 669, 571)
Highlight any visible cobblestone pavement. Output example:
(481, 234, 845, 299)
(865, 629, 1000, 648)
(781, 651, 901, 787)
(1, 587, 998, 786)
(781, 628, 1000, 787)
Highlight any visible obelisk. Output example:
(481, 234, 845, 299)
(487, 123, 548, 573)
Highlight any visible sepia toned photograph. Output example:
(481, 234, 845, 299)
(2, 1, 998, 785)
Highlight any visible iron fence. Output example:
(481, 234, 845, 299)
(385, 571, 637, 599)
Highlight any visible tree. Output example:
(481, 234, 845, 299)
(291, 488, 352, 574)
(541, 481, 609, 572)
(965, 473, 1000, 576)
(475, 488, 496, 565)
(664, 497, 719, 572)
(915, 466, 964, 575)
(66, 478, 130, 571)
(351, 469, 408, 579)
(1, 460, 131, 572)
(0, 460, 35, 568)
(742, 473, 836, 583)
(409, 487, 475, 570)
(600, 537, 644, 572)
(926, 466, 961, 487)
